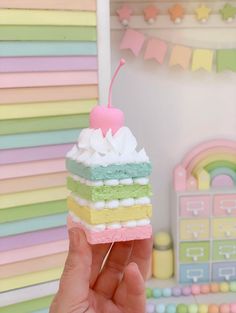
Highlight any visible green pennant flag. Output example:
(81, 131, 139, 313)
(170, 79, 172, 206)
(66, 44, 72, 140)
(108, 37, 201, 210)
(216, 50, 236, 72)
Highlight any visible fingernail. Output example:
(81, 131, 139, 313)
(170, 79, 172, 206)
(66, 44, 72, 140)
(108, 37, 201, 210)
(69, 228, 80, 249)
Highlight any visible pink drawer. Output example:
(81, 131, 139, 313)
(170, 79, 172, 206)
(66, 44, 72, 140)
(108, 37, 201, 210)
(180, 196, 211, 217)
(214, 194, 236, 217)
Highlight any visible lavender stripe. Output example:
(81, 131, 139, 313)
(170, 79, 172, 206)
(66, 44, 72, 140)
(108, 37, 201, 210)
(0, 56, 98, 73)
(0, 226, 68, 252)
(0, 144, 73, 165)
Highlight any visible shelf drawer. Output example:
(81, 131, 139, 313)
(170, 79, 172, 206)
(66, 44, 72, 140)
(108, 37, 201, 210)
(180, 241, 210, 263)
(212, 262, 236, 282)
(212, 218, 236, 239)
(213, 194, 236, 217)
(180, 263, 209, 284)
(180, 196, 211, 218)
(213, 240, 236, 261)
(180, 219, 210, 241)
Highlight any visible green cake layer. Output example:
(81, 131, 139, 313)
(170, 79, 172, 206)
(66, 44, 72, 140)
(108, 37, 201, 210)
(66, 158, 152, 181)
(67, 176, 152, 202)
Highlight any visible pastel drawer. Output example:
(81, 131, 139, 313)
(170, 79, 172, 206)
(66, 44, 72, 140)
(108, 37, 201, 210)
(180, 241, 210, 263)
(213, 194, 236, 217)
(213, 240, 236, 261)
(180, 196, 211, 217)
(180, 263, 209, 284)
(212, 218, 236, 239)
(212, 262, 236, 282)
(180, 219, 210, 241)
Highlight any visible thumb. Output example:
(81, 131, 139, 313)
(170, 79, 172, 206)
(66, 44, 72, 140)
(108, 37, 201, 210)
(51, 228, 92, 312)
(123, 263, 146, 313)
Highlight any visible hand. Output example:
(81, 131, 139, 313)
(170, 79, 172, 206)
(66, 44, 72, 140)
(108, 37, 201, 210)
(50, 228, 152, 313)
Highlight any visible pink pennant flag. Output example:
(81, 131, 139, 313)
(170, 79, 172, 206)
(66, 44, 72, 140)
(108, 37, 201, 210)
(144, 38, 168, 64)
(169, 45, 192, 70)
(120, 29, 145, 56)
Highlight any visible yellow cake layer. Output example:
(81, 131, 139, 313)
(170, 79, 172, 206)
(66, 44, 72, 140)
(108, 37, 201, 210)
(67, 196, 152, 225)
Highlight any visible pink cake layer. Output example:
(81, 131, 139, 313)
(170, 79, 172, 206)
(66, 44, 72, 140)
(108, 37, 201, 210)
(67, 215, 152, 244)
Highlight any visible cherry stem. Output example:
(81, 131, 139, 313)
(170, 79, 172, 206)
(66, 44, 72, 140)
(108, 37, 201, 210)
(108, 59, 126, 108)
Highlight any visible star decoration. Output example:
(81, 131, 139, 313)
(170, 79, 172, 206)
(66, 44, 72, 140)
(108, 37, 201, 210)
(116, 4, 133, 26)
(195, 5, 212, 22)
(168, 4, 185, 23)
(143, 5, 160, 23)
(220, 3, 236, 21)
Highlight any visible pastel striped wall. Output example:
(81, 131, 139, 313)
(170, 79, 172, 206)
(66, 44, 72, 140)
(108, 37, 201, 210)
(0, 0, 98, 311)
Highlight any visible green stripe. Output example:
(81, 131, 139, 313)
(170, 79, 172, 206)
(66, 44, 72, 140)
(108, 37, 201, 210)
(0, 200, 67, 223)
(67, 177, 152, 202)
(0, 26, 97, 41)
(0, 213, 67, 237)
(0, 42, 97, 56)
(205, 161, 236, 172)
(0, 129, 81, 149)
(0, 295, 53, 313)
(0, 114, 89, 135)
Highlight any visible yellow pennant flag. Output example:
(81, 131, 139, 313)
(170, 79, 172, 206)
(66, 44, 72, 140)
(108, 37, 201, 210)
(192, 49, 214, 72)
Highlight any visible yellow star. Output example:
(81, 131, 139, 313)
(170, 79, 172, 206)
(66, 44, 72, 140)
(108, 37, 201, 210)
(195, 5, 212, 21)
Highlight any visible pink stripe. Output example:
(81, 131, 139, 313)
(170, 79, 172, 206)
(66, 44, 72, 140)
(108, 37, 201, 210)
(0, 158, 66, 179)
(0, 56, 98, 73)
(0, 240, 68, 265)
(0, 144, 73, 165)
(0, 0, 96, 11)
(0, 226, 67, 252)
(0, 71, 98, 88)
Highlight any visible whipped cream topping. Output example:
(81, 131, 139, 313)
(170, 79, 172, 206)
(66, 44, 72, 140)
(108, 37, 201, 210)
(66, 127, 150, 166)
(72, 194, 151, 210)
(70, 174, 149, 187)
(69, 211, 150, 232)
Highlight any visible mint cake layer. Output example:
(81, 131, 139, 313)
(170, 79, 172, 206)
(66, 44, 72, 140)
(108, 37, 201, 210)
(66, 158, 151, 180)
(67, 176, 152, 202)
(67, 196, 152, 224)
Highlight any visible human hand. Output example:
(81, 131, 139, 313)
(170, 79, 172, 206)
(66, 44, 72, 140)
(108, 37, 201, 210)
(50, 228, 152, 313)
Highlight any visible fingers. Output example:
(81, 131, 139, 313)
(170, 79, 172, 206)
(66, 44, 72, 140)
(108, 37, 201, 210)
(90, 243, 111, 287)
(129, 237, 153, 279)
(114, 262, 146, 313)
(93, 240, 133, 299)
(56, 228, 92, 306)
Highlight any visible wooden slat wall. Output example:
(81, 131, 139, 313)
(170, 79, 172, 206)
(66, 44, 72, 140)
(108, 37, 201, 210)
(0, 0, 98, 309)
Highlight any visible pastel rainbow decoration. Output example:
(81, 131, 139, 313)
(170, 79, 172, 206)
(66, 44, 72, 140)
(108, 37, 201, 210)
(174, 140, 236, 191)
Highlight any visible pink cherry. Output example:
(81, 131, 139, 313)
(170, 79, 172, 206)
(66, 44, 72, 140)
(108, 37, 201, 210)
(90, 105, 125, 136)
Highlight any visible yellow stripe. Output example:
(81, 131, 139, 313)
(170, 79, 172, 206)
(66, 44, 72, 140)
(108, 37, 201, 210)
(0, 267, 63, 292)
(0, 99, 96, 119)
(68, 197, 152, 224)
(0, 9, 96, 26)
(0, 187, 69, 209)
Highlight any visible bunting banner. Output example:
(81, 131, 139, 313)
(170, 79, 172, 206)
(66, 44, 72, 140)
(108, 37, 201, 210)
(120, 28, 236, 73)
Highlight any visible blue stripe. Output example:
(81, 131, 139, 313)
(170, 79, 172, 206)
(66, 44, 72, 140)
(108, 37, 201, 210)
(0, 213, 67, 237)
(0, 129, 81, 149)
(0, 42, 97, 57)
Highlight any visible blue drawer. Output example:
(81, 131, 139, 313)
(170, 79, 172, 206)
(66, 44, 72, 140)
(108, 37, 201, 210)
(180, 263, 209, 283)
(212, 262, 236, 281)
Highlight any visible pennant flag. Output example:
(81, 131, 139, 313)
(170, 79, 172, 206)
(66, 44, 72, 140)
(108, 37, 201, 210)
(169, 45, 192, 70)
(120, 29, 145, 56)
(216, 50, 236, 72)
(192, 49, 214, 72)
(144, 38, 168, 64)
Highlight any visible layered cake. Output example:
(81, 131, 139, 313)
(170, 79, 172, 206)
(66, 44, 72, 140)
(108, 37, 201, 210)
(66, 59, 152, 244)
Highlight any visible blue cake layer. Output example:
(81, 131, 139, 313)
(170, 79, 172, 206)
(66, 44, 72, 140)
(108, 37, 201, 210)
(66, 158, 152, 181)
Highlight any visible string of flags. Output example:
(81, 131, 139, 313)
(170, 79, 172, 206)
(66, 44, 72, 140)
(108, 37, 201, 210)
(120, 29, 236, 73)
(117, 3, 236, 24)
